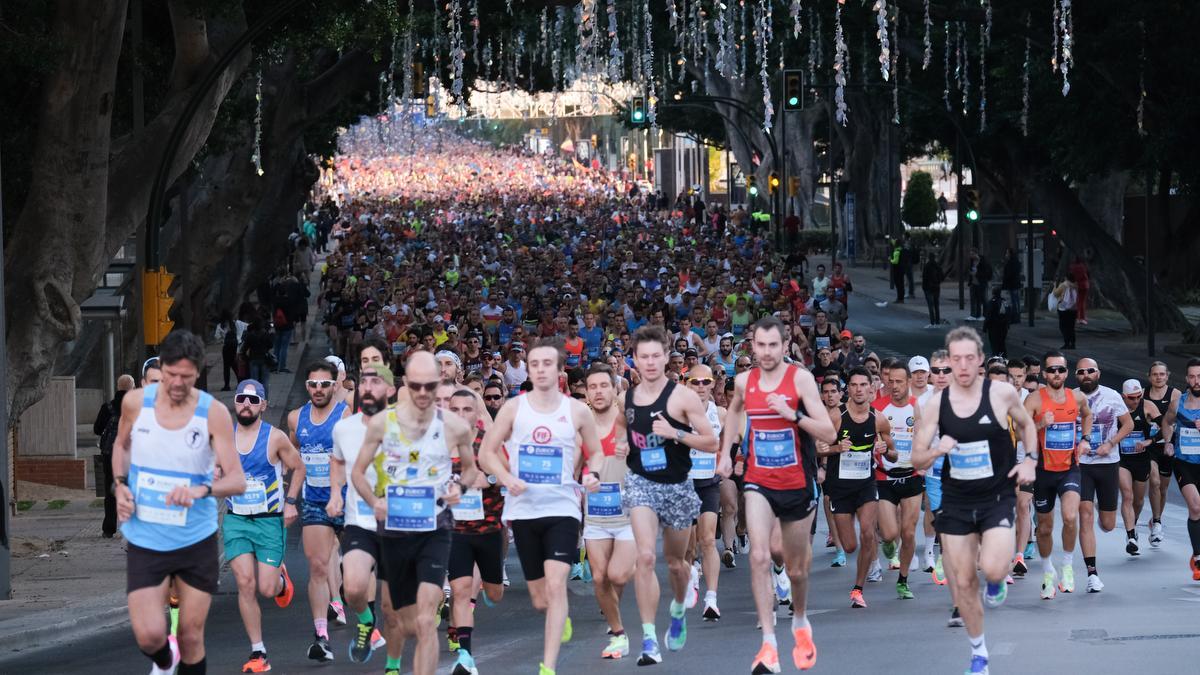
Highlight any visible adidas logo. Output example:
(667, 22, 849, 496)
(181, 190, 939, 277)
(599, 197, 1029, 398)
(557, 416, 567, 423)
(979, 415, 992, 424)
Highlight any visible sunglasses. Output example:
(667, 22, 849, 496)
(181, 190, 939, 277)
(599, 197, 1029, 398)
(234, 394, 262, 405)
(306, 379, 335, 388)
(1075, 368, 1098, 375)
(736, 362, 752, 368)
(483, 394, 503, 401)
(930, 367, 952, 375)
(688, 378, 714, 386)
(1044, 366, 1069, 374)
(407, 380, 440, 393)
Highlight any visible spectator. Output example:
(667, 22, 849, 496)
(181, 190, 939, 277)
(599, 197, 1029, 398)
(982, 286, 1010, 357)
(241, 317, 274, 398)
(1052, 272, 1079, 350)
(1069, 254, 1090, 325)
(922, 251, 945, 328)
(92, 374, 135, 538)
(1001, 247, 1022, 321)
(214, 309, 247, 390)
(967, 248, 992, 321)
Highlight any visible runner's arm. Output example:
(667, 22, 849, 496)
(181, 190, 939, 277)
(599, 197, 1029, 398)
(272, 428, 304, 525)
(671, 386, 719, 453)
(1076, 392, 1094, 457)
(478, 399, 520, 488)
(795, 368, 838, 444)
(875, 414, 897, 462)
(1161, 392, 1179, 455)
(286, 408, 300, 446)
(1005, 387, 1039, 467)
(351, 413, 387, 513)
(910, 390, 947, 470)
(327, 427, 347, 515)
(207, 404, 246, 498)
(446, 412, 478, 498)
(720, 373, 747, 460)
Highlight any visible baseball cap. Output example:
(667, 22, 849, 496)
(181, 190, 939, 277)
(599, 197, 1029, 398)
(839, 329, 853, 339)
(685, 348, 698, 358)
(1122, 379, 1143, 395)
(235, 379, 266, 399)
(324, 355, 346, 373)
(908, 356, 931, 373)
(447, 324, 459, 333)
(510, 342, 525, 352)
(360, 364, 395, 386)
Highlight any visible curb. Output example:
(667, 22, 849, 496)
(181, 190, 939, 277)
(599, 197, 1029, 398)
(0, 593, 129, 662)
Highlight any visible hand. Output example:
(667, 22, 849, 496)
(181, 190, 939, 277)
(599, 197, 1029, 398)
(614, 438, 630, 460)
(1165, 442, 1175, 458)
(471, 472, 491, 490)
(650, 414, 676, 440)
(283, 503, 299, 528)
(874, 436, 887, 454)
(1009, 456, 1037, 486)
(717, 454, 732, 478)
(816, 466, 826, 485)
(837, 437, 853, 454)
(765, 393, 794, 420)
(325, 494, 344, 518)
(1135, 440, 1150, 452)
(1096, 441, 1113, 457)
(582, 472, 601, 493)
(937, 435, 957, 456)
(504, 476, 529, 497)
(1041, 412, 1055, 429)
(1076, 439, 1091, 459)
(441, 481, 463, 507)
(116, 483, 135, 522)
(372, 498, 386, 522)
(733, 457, 745, 477)
(165, 484, 203, 508)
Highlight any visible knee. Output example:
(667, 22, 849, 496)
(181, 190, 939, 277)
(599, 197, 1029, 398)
(485, 585, 505, 603)
(234, 574, 256, 598)
(412, 613, 436, 637)
(698, 530, 717, 550)
(636, 549, 657, 571)
(307, 556, 329, 580)
(591, 568, 610, 588)
(133, 626, 167, 653)
(841, 537, 858, 554)
(667, 556, 689, 578)
(257, 577, 279, 599)
(749, 546, 772, 570)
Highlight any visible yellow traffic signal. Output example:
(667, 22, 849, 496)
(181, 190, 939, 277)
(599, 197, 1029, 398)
(768, 172, 781, 195)
(142, 267, 175, 346)
(425, 95, 437, 119)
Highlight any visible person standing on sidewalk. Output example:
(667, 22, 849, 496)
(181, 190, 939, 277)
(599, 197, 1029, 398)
(889, 238, 906, 303)
(966, 249, 992, 322)
(215, 311, 247, 391)
(1001, 248, 1022, 321)
(922, 252, 945, 328)
(241, 318, 274, 398)
(1052, 274, 1079, 350)
(1069, 255, 1090, 325)
(94, 374, 135, 538)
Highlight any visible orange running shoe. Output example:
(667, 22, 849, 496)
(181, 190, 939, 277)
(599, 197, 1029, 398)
(792, 625, 817, 670)
(1190, 556, 1200, 582)
(751, 641, 782, 674)
(242, 650, 271, 672)
(275, 563, 294, 608)
(849, 588, 867, 608)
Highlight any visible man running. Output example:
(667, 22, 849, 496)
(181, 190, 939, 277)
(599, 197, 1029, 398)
(724, 316, 835, 673)
(624, 325, 719, 665)
(872, 360, 924, 599)
(1024, 351, 1093, 599)
(920, 351, 951, 576)
(327, 364, 396, 668)
(351, 352, 479, 675)
(820, 366, 897, 609)
(113, 331, 244, 675)
(1073, 358, 1133, 592)
(288, 360, 352, 661)
(818, 378, 847, 568)
(912, 327, 1037, 675)
(1164, 358, 1200, 580)
(582, 363, 636, 660)
(1146, 361, 1180, 546)
(478, 338, 604, 675)
(224, 379, 304, 673)
(684, 364, 728, 622)
(1117, 379, 1161, 557)
(1007, 359, 1036, 577)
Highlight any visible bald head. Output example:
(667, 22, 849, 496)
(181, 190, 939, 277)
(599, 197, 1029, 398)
(406, 351, 439, 382)
(1075, 356, 1100, 394)
(116, 374, 135, 392)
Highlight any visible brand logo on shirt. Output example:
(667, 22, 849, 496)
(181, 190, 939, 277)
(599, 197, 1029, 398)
(532, 426, 552, 444)
(186, 427, 204, 450)
(979, 415, 992, 424)
(906, 416, 915, 427)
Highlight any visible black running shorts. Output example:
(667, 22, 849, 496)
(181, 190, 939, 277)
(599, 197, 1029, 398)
(379, 528, 452, 609)
(448, 530, 505, 585)
(744, 483, 817, 522)
(511, 516, 580, 581)
(826, 482, 878, 515)
(341, 525, 385, 577)
(935, 495, 1016, 537)
(1119, 452, 1152, 483)
(695, 480, 722, 516)
(1080, 463, 1120, 511)
(877, 476, 925, 505)
(1033, 467, 1081, 514)
(1175, 459, 1200, 490)
(126, 533, 219, 595)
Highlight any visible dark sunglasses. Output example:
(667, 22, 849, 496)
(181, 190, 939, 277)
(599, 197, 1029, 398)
(688, 378, 714, 386)
(930, 367, 952, 375)
(736, 362, 752, 368)
(306, 379, 335, 388)
(234, 394, 262, 405)
(1075, 368, 1098, 375)
(407, 380, 440, 393)
(1044, 366, 1069, 374)
(483, 394, 503, 401)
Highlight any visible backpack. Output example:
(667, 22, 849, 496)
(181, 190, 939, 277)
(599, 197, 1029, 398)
(273, 307, 291, 331)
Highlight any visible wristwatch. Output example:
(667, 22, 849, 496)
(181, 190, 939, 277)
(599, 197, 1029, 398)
(200, 484, 213, 498)
(675, 429, 686, 441)
(285, 496, 299, 506)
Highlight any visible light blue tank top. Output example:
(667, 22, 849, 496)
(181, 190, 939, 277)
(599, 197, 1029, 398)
(297, 401, 348, 503)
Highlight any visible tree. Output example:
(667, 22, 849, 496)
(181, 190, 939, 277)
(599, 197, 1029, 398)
(902, 171, 938, 229)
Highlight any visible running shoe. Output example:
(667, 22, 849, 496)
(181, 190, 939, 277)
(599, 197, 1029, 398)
(887, 553, 901, 570)
(685, 584, 698, 610)
(385, 669, 400, 675)
(637, 637, 663, 665)
(241, 650, 270, 673)
(1191, 556, 1200, 581)
(1041, 569, 1057, 600)
(983, 580, 1007, 608)
(581, 559, 594, 583)
(831, 550, 846, 567)
(825, 534, 835, 548)
(150, 635, 180, 675)
(328, 600, 347, 626)
(307, 634, 334, 662)
(1012, 554, 1027, 577)
(881, 540, 897, 562)
(1023, 541, 1037, 560)
(738, 533, 750, 553)
(571, 562, 584, 580)
(965, 654, 989, 674)
(932, 556, 947, 585)
(722, 548, 736, 569)
(947, 607, 964, 627)
(774, 568, 791, 603)
(561, 616, 573, 644)
(451, 650, 479, 675)
(1086, 573, 1104, 593)
(348, 621, 375, 663)
(896, 581, 914, 600)
(1126, 536, 1140, 556)
(274, 564, 294, 608)
(750, 641, 782, 674)
(1059, 565, 1075, 593)
(866, 560, 883, 583)
(702, 597, 721, 621)
(792, 626, 817, 671)
(666, 613, 687, 651)
(849, 588, 867, 608)
(602, 633, 629, 659)
(1150, 520, 1164, 547)
(371, 627, 386, 650)
(538, 663, 554, 675)
(502, 568, 510, 587)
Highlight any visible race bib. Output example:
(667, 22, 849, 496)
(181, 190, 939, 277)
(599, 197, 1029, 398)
(385, 485, 436, 532)
(1045, 422, 1076, 451)
(893, 431, 914, 468)
(640, 446, 667, 472)
(451, 489, 485, 521)
(517, 444, 565, 485)
(688, 449, 716, 480)
(135, 470, 190, 527)
(587, 482, 623, 518)
(1119, 432, 1145, 454)
(303, 451, 331, 488)
(1179, 427, 1200, 455)
(815, 336, 831, 351)
(230, 478, 267, 516)
(838, 451, 871, 480)
(949, 440, 994, 480)
(754, 429, 798, 468)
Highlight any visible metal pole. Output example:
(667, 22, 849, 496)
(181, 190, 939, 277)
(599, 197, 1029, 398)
(0, 138, 11, 599)
(103, 330, 116, 402)
(1026, 199, 1035, 327)
(1146, 167, 1155, 357)
(726, 147, 733, 212)
(829, 105, 838, 268)
(956, 139, 965, 312)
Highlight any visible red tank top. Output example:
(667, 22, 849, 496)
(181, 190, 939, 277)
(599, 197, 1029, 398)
(1038, 387, 1078, 472)
(744, 365, 811, 490)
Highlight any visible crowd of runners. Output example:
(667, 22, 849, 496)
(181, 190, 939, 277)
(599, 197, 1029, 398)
(111, 128, 1200, 675)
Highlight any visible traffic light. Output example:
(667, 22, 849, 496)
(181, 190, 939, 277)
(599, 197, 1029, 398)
(768, 171, 781, 195)
(962, 187, 980, 222)
(425, 95, 437, 118)
(747, 175, 759, 197)
(630, 96, 646, 125)
(784, 69, 803, 110)
(142, 267, 175, 346)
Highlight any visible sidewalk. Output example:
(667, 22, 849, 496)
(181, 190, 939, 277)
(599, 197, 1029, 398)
(0, 266, 325, 658)
(819, 254, 1200, 382)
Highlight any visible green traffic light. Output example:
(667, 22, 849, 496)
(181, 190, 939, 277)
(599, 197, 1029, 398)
(632, 111, 644, 122)
(787, 96, 800, 107)
(748, 186, 759, 196)
(966, 209, 980, 221)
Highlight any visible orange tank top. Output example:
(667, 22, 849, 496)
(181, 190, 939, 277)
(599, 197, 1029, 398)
(1038, 388, 1078, 472)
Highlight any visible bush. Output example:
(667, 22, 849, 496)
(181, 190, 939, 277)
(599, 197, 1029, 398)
(907, 227, 950, 256)
(902, 171, 939, 229)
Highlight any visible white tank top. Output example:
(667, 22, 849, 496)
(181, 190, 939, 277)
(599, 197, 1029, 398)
(373, 408, 453, 533)
(503, 360, 528, 390)
(502, 394, 582, 522)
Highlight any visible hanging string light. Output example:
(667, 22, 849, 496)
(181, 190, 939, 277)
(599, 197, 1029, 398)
(874, 0, 890, 82)
(922, 0, 932, 69)
(1058, 0, 1072, 95)
(790, 0, 802, 39)
(892, 9, 900, 123)
(251, 64, 264, 176)
(606, 0, 622, 82)
(978, 24, 987, 131)
(1021, 13, 1030, 136)
(643, 0, 657, 129)
(833, 0, 849, 125)
(1051, 0, 1059, 72)
(943, 20, 951, 111)
(1137, 22, 1146, 137)
(757, 0, 773, 130)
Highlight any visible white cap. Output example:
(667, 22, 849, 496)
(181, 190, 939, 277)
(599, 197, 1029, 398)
(908, 356, 931, 373)
(1121, 379, 1143, 395)
(324, 355, 346, 373)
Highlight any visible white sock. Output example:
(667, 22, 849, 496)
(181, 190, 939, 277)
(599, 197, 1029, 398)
(968, 633, 988, 659)
(792, 612, 810, 630)
(1042, 556, 1054, 576)
(704, 590, 717, 604)
(251, 641, 266, 654)
(763, 633, 778, 648)
(1061, 551, 1074, 567)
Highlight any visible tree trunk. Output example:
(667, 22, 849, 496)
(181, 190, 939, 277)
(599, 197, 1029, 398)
(1076, 170, 1130, 243)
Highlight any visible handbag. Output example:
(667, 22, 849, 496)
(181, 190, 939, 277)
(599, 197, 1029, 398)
(1047, 291, 1059, 312)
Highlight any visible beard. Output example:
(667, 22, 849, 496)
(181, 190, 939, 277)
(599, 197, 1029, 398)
(1078, 380, 1098, 395)
(236, 410, 259, 427)
(720, 347, 731, 356)
(360, 395, 384, 416)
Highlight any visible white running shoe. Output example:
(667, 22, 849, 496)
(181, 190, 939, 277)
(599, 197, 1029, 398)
(774, 567, 792, 604)
(866, 560, 883, 583)
(1150, 520, 1164, 547)
(1086, 573, 1105, 593)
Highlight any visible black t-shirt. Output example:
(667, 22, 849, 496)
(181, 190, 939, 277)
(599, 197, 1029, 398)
(625, 381, 691, 484)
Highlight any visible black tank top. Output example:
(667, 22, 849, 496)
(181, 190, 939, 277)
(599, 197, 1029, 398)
(937, 379, 1016, 507)
(626, 381, 692, 484)
(1146, 386, 1175, 448)
(825, 406, 876, 491)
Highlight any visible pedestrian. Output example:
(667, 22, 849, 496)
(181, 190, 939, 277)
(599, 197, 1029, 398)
(1051, 272, 1079, 349)
(1002, 247, 1022, 321)
(92, 373, 135, 538)
(967, 249, 992, 321)
(902, 235, 916, 299)
(889, 237, 906, 303)
(271, 303, 293, 374)
(982, 286, 1009, 357)
(921, 252, 944, 328)
(241, 317, 274, 398)
(215, 310, 246, 391)
(1069, 254, 1090, 325)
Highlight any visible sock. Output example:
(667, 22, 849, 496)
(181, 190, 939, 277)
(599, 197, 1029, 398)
(1061, 551, 1074, 567)
(704, 590, 717, 604)
(968, 633, 988, 659)
(357, 607, 374, 625)
(314, 618, 328, 639)
(762, 633, 778, 648)
(792, 612, 810, 631)
(642, 623, 657, 642)
(772, 563, 784, 575)
(447, 626, 458, 644)
(177, 658, 206, 675)
(612, 629, 625, 636)
(331, 596, 343, 607)
(386, 656, 402, 669)
(1189, 518, 1200, 556)
(458, 626, 473, 653)
(1084, 556, 1097, 576)
(1042, 556, 1054, 576)
(142, 640, 174, 669)
(250, 641, 266, 654)
(898, 574, 907, 585)
(1126, 529, 1136, 540)
(853, 585, 863, 592)
(669, 599, 685, 618)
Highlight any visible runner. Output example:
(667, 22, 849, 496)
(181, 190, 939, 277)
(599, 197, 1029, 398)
(1163, 358, 1200, 580)
(445, 387, 507, 675)
(477, 338, 604, 675)
(1006, 359, 1035, 577)
(288, 360, 352, 661)
(919, 351, 951, 578)
(911, 327, 1037, 675)
(818, 378, 847, 568)
(1118, 379, 1160, 558)
(723, 316, 835, 673)
(1024, 351, 1093, 599)
(224, 379, 304, 673)
(872, 360, 924, 599)
(1145, 361, 1180, 546)
(820, 366, 897, 609)
(1073, 358, 1133, 592)
(113, 331, 244, 675)
(326, 364, 396, 668)
(350, 352, 479, 675)
(623, 325, 719, 665)
(684, 364, 728, 622)
(582, 363, 637, 660)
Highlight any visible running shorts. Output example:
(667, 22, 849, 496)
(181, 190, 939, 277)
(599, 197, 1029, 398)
(1033, 467, 1081, 514)
(1080, 463, 1120, 511)
(448, 530, 505, 585)
(510, 516, 580, 581)
(223, 514, 286, 567)
(745, 482, 817, 522)
(379, 528, 452, 609)
(935, 495, 1016, 537)
(877, 476, 924, 505)
(623, 472, 700, 530)
(127, 533, 219, 595)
